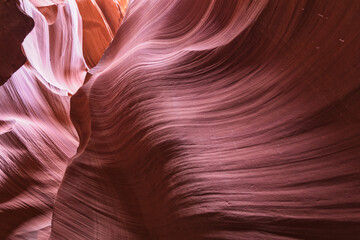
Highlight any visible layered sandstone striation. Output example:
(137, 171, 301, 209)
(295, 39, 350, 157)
(1, 0, 360, 239)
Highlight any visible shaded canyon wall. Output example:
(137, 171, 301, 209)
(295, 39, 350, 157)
(1, 0, 360, 239)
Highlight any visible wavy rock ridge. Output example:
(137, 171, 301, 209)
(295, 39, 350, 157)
(1, 0, 360, 239)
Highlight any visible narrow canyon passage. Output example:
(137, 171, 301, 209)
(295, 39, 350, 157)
(1, 0, 360, 239)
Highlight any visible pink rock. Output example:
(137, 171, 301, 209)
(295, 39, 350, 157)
(1, 0, 360, 239)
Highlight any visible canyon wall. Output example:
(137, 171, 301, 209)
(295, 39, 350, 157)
(1, 0, 359, 239)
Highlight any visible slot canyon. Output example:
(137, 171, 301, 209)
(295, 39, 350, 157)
(0, 0, 360, 239)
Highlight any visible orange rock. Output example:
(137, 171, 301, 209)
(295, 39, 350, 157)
(76, 0, 128, 68)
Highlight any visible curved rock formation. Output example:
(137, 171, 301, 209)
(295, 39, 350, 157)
(0, 0, 84, 238)
(1, 0, 360, 239)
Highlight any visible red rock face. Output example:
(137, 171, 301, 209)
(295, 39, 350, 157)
(1, 0, 360, 239)
(0, 0, 34, 85)
(75, 0, 127, 68)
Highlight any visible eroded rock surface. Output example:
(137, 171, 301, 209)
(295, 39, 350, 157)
(1, 0, 360, 239)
